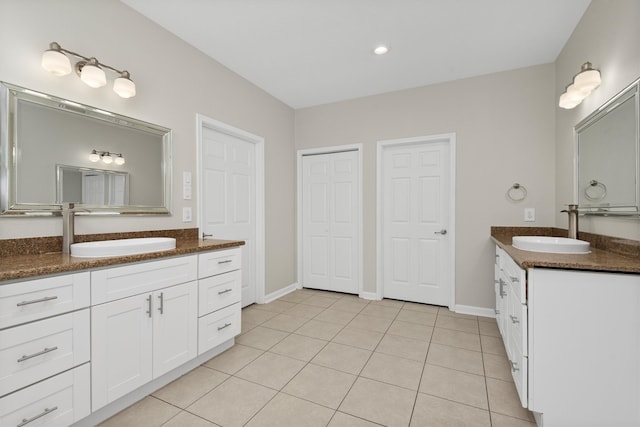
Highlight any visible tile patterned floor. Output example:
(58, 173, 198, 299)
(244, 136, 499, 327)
(100, 289, 536, 427)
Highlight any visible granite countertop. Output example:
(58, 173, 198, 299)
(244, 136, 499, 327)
(0, 237, 244, 282)
(491, 226, 640, 274)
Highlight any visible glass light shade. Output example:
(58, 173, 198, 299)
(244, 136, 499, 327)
(41, 49, 71, 76)
(114, 155, 125, 165)
(559, 92, 581, 109)
(101, 153, 113, 164)
(89, 150, 100, 162)
(565, 84, 586, 102)
(574, 69, 601, 93)
(81, 63, 107, 88)
(113, 76, 136, 98)
(374, 45, 389, 55)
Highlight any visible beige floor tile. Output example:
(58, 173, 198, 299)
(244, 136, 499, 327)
(203, 344, 264, 374)
(302, 295, 340, 308)
(419, 364, 488, 409)
(283, 363, 357, 409)
(435, 315, 479, 334)
(426, 343, 484, 375)
(152, 366, 228, 408)
(396, 309, 437, 326)
(100, 396, 180, 427)
(431, 327, 482, 351)
(486, 378, 536, 422)
(269, 333, 328, 361)
(187, 377, 276, 427)
(241, 306, 278, 325)
(360, 304, 401, 319)
(311, 342, 372, 375)
(339, 377, 416, 427)
(235, 352, 305, 390)
(315, 308, 358, 325)
(360, 352, 423, 390)
(328, 412, 382, 427)
(245, 393, 335, 427)
(241, 321, 259, 334)
(479, 320, 501, 337)
(479, 315, 498, 324)
(162, 411, 220, 427)
(235, 326, 289, 350)
(348, 313, 393, 333)
(260, 313, 309, 332)
(410, 393, 491, 427)
(253, 299, 298, 313)
(284, 302, 325, 319)
(491, 412, 538, 427)
(375, 333, 429, 362)
(387, 320, 433, 342)
(483, 352, 513, 382)
(480, 334, 508, 356)
(332, 326, 384, 351)
(402, 302, 440, 314)
(330, 298, 369, 313)
(278, 290, 312, 303)
(295, 319, 345, 340)
(437, 307, 479, 320)
(370, 298, 405, 308)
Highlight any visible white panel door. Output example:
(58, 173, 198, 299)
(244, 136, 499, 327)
(382, 141, 450, 305)
(202, 127, 255, 307)
(302, 151, 359, 294)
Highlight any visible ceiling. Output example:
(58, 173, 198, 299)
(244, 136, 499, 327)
(122, 0, 591, 109)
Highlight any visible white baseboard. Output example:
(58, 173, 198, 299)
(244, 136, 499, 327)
(359, 291, 381, 301)
(455, 304, 495, 319)
(262, 283, 299, 304)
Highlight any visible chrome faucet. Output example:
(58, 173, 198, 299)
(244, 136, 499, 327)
(561, 204, 579, 239)
(61, 202, 76, 254)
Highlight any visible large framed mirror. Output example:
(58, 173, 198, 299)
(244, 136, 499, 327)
(0, 82, 172, 215)
(575, 78, 639, 215)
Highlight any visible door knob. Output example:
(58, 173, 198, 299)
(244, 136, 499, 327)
(434, 229, 447, 235)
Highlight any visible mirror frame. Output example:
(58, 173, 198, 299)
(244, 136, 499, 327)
(0, 82, 172, 216)
(574, 78, 640, 216)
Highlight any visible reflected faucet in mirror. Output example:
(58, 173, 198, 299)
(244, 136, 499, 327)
(561, 204, 579, 239)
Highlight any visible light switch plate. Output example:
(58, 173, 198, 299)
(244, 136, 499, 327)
(182, 207, 192, 222)
(524, 207, 535, 222)
(183, 171, 192, 185)
(183, 185, 192, 200)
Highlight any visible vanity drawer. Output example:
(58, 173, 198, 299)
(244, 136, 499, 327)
(511, 350, 528, 408)
(0, 363, 90, 426)
(198, 270, 241, 316)
(502, 254, 526, 303)
(198, 248, 241, 279)
(91, 255, 197, 304)
(198, 303, 241, 355)
(507, 288, 528, 358)
(0, 309, 90, 397)
(0, 272, 90, 330)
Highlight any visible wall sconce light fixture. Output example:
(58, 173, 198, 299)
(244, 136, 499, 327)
(90, 149, 125, 165)
(559, 62, 601, 109)
(42, 42, 136, 98)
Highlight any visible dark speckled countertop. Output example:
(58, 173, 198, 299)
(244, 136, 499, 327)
(491, 226, 640, 274)
(0, 228, 244, 282)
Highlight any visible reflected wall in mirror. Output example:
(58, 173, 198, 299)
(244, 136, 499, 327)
(575, 79, 639, 215)
(0, 82, 172, 215)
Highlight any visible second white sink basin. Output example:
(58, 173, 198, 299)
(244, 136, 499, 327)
(70, 237, 177, 258)
(512, 236, 590, 254)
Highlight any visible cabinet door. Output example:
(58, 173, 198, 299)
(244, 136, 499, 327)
(91, 294, 153, 411)
(153, 281, 198, 377)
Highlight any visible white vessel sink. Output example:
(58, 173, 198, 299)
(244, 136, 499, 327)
(512, 236, 590, 254)
(70, 237, 176, 258)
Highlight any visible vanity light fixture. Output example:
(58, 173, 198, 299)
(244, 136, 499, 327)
(374, 45, 390, 55)
(41, 42, 136, 98)
(89, 149, 125, 165)
(559, 62, 601, 109)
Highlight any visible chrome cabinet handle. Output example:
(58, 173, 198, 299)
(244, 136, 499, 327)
(16, 296, 58, 307)
(158, 292, 164, 315)
(202, 232, 213, 239)
(217, 259, 233, 265)
(217, 322, 232, 331)
(17, 406, 58, 427)
(495, 309, 500, 315)
(498, 278, 507, 297)
(510, 315, 520, 324)
(510, 275, 520, 283)
(510, 361, 519, 372)
(218, 288, 233, 295)
(434, 229, 447, 235)
(17, 346, 59, 363)
(146, 295, 152, 318)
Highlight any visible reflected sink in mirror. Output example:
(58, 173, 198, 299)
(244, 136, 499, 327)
(512, 236, 590, 254)
(70, 237, 176, 258)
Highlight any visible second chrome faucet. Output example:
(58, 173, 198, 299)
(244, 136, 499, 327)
(561, 204, 579, 239)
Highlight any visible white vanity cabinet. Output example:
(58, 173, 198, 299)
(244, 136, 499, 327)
(91, 256, 198, 411)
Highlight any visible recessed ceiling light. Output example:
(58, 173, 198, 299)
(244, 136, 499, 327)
(374, 45, 390, 55)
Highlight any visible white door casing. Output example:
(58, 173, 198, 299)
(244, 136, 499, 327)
(377, 134, 455, 307)
(298, 146, 362, 295)
(196, 115, 265, 307)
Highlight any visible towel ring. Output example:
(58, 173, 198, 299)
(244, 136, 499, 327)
(584, 180, 607, 201)
(506, 183, 527, 202)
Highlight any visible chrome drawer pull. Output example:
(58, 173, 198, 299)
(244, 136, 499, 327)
(158, 292, 164, 315)
(495, 309, 500, 315)
(17, 346, 59, 363)
(498, 279, 507, 297)
(16, 296, 58, 307)
(510, 275, 520, 283)
(510, 361, 519, 372)
(510, 315, 520, 324)
(217, 259, 233, 265)
(17, 406, 58, 427)
(218, 288, 233, 295)
(217, 322, 232, 331)
(146, 295, 152, 318)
